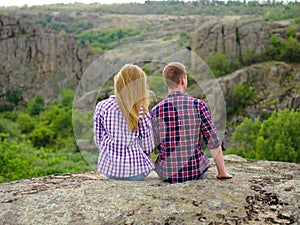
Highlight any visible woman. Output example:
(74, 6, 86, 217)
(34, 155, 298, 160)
(94, 64, 155, 180)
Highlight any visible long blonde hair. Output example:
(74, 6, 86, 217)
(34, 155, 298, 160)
(114, 64, 149, 132)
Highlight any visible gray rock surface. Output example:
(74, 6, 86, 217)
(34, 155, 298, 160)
(0, 15, 93, 105)
(190, 19, 296, 61)
(217, 62, 300, 112)
(0, 155, 299, 224)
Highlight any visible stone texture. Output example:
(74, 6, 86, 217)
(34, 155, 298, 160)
(190, 19, 299, 61)
(190, 61, 300, 116)
(0, 155, 299, 224)
(0, 15, 93, 104)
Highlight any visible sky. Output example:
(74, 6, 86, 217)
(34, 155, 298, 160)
(0, 0, 146, 7)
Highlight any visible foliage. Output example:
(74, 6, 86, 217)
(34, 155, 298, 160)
(36, 15, 93, 34)
(2, 1, 299, 19)
(264, 3, 300, 21)
(28, 94, 45, 116)
(263, 35, 282, 61)
(60, 89, 74, 107)
(0, 117, 20, 138)
(241, 48, 262, 66)
(229, 109, 300, 163)
(285, 27, 296, 38)
(231, 118, 261, 158)
(0, 90, 92, 183)
(7, 88, 23, 109)
(263, 35, 300, 63)
(29, 125, 54, 147)
(76, 28, 141, 51)
(0, 89, 23, 112)
(226, 84, 257, 116)
(280, 37, 300, 62)
(206, 52, 234, 77)
(293, 17, 300, 25)
(0, 133, 91, 183)
(17, 113, 35, 133)
(208, 30, 300, 77)
(0, 133, 42, 182)
(72, 110, 94, 140)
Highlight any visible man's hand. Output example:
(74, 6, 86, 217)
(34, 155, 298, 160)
(210, 146, 233, 180)
(216, 173, 233, 180)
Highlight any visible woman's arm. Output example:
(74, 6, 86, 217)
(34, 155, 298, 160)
(139, 113, 155, 154)
(94, 103, 104, 148)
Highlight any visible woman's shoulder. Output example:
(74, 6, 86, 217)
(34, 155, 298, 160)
(95, 96, 116, 110)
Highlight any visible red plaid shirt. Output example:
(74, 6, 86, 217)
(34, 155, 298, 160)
(151, 91, 221, 183)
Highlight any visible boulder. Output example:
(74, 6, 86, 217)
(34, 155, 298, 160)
(0, 155, 299, 224)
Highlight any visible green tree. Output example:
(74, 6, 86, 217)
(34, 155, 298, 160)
(231, 110, 300, 162)
(29, 125, 54, 147)
(60, 89, 74, 107)
(17, 113, 35, 133)
(7, 89, 22, 109)
(28, 94, 45, 116)
(232, 117, 261, 158)
(280, 36, 300, 62)
(263, 35, 282, 61)
(285, 27, 296, 38)
(0, 133, 41, 182)
(227, 85, 257, 116)
(255, 110, 300, 162)
(207, 52, 232, 77)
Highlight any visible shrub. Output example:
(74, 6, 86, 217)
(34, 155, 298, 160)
(17, 113, 35, 133)
(285, 27, 296, 38)
(206, 52, 232, 77)
(230, 109, 300, 163)
(0, 133, 41, 182)
(280, 37, 300, 62)
(28, 94, 45, 116)
(60, 89, 74, 107)
(227, 84, 257, 116)
(7, 89, 23, 109)
(29, 125, 54, 147)
(263, 35, 282, 61)
(0, 117, 20, 137)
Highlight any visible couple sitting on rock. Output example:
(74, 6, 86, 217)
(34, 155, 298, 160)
(94, 62, 232, 184)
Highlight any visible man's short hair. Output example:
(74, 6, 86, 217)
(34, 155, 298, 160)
(163, 62, 187, 89)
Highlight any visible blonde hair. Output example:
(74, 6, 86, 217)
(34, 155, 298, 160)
(163, 62, 187, 89)
(114, 64, 149, 132)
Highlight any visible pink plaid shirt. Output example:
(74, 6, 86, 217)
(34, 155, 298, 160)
(151, 91, 221, 183)
(94, 96, 155, 177)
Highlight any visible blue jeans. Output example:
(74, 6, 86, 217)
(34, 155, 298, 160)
(103, 171, 150, 181)
(197, 171, 208, 179)
(159, 171, 208, 183)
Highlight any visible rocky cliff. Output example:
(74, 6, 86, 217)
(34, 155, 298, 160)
(0, 15, 92, 105)
(191, 19, 300, 61)
(0, 155, 299, 224)
(218, 61, 300, 115)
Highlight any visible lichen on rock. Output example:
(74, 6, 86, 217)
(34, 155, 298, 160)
(0, 155, 299, 224)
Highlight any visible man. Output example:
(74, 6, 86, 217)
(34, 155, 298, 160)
(151, 62, 232, 183)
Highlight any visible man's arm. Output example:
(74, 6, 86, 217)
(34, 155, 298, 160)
(210, 146, 232, 179)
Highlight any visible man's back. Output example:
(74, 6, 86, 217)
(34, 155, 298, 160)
(151, 91, 221, 183)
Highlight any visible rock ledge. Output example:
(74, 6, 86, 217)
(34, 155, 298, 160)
(0, 155, 299, 225)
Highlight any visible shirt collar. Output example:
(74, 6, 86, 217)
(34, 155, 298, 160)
(167, 91, 185, 98)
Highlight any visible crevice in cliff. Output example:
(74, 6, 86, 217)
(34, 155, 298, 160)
(76, 49, 83, 81)
(27, 46, 32, 64)
(221, 24, 225, 53)
(236, 26, 242, 63)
